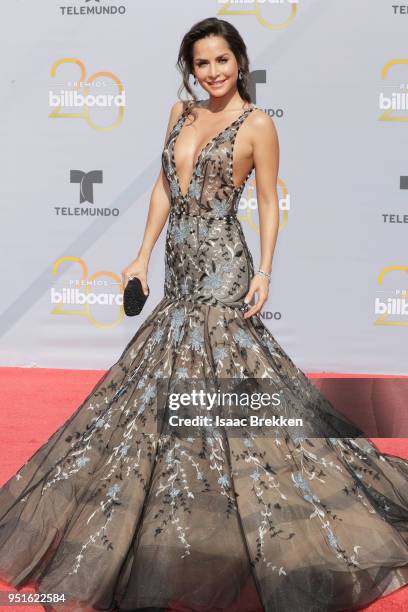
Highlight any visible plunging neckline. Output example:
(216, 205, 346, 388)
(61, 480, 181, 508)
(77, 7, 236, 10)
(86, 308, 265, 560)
(171, 101, 254, 199)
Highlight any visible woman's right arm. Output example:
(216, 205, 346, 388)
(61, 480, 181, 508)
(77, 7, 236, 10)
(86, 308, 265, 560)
(121, 100, 186, 294)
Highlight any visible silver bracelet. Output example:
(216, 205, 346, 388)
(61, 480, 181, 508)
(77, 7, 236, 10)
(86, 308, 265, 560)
(256, 269, 271, 281)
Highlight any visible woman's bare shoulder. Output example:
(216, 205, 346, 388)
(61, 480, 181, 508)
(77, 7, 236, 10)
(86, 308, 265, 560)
(249, 107, 276, 130)
(164, 99, 195, 139)
(247, 107, 278, 145)
(168, 99, 194, 122)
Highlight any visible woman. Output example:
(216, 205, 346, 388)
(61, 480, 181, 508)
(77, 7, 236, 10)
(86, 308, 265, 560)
(1, 16, 408, 612)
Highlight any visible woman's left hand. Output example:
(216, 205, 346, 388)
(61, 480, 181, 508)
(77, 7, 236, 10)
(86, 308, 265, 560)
(243, 273, 270, 319)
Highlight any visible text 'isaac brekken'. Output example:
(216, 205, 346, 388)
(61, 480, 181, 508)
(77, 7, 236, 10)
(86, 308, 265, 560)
(168, 415, 304, 428)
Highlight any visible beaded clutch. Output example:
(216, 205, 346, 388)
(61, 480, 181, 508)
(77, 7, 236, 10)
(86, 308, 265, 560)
(123, 277, 149, 316)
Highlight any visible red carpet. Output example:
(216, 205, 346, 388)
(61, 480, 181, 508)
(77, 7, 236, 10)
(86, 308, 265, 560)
(0, 367, 407, 611)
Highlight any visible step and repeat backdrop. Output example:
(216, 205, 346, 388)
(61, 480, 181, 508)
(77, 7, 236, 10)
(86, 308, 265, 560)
(0, 0, 406, 373)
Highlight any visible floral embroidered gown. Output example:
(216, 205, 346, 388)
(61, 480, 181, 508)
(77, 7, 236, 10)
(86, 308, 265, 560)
(1, 99, 408, 612)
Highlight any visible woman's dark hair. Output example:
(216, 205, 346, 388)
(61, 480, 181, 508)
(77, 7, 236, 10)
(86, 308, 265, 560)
(176, 17, 251, 115)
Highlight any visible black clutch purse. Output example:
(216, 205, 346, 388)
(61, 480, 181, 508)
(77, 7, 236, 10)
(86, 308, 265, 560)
(123, 277, 149, 316)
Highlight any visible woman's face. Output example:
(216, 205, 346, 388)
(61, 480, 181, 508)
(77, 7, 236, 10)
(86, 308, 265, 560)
(192, 35, 239, 98)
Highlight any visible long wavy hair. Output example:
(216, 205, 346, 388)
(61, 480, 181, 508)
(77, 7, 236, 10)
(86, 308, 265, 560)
(176, 17, 252, 120)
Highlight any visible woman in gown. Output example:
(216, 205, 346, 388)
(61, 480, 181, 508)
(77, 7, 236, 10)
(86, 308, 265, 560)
(1, 16, 408, 612)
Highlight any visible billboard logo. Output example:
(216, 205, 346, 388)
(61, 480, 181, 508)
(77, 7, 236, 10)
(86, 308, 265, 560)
(49, 58, 125, 132)
(51, 257, 124, 328)
(375, 297, 408, 315)
(49, 89, 126, 108)
(374, 266, 408, 326)
(237, 176, 290, 235)
(378, 60, 408, 122)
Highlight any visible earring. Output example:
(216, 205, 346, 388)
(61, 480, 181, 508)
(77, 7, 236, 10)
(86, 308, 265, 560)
(238, 69, 243, 81)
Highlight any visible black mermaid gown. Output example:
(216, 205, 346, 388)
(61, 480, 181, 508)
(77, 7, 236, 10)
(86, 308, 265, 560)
(1, 100, 408, 612)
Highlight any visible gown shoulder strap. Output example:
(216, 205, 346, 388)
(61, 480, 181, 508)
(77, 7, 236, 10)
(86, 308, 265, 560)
(181, 99, 197, 117)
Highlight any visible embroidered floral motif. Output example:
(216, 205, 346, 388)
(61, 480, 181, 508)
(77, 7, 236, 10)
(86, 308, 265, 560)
(212, 198, 230, 218)
(169, 219, 189, 244)
(233, 329, 255, 350)
(202, 272, 223, 290)
(170, 178, 179, 198)
(188, 177, 202, 200)
(188, 328, 204, 352)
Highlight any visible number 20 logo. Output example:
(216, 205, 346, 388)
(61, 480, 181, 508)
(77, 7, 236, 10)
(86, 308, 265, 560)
(49, 58, 125, 132)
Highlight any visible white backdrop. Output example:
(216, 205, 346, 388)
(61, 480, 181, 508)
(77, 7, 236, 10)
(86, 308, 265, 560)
(0, 0, 406, 374)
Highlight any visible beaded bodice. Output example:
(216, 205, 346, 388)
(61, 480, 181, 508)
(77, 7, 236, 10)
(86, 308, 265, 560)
(161, 100, 256, 218)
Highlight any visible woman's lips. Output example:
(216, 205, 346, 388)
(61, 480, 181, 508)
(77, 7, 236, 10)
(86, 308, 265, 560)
(209, 80, 226, 88)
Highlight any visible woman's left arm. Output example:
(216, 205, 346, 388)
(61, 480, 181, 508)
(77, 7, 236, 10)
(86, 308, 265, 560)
(243, 111, 280, 319)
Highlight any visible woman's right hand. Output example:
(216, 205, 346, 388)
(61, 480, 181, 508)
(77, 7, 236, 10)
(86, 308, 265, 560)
(121, 257, 149, 295)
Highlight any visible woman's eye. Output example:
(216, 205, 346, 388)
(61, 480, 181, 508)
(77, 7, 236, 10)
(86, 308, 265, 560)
(196, 58, 228, 67)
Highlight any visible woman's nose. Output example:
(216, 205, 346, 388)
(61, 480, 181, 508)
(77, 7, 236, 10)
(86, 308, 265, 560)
(208, 64, 220, 78)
